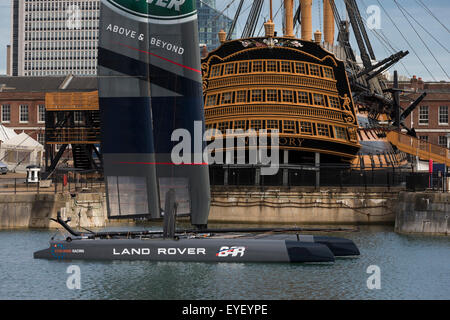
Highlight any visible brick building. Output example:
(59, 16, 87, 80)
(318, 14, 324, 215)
(0, 75, 97, 145)
(394, 76, 450, 149)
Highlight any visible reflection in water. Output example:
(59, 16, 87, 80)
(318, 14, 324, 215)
(0, 225, 448, 299)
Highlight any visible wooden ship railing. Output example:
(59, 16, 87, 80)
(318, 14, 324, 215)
(387, 131, 450, 166)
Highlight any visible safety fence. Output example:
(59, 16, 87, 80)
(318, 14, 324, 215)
(0, 170, 104, 194)
(209, 165, 449, 192)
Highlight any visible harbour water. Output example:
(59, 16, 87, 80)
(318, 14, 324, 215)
(0, 225, 448, 300)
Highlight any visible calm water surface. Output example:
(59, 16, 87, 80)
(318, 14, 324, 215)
(0, 224, 448, 300)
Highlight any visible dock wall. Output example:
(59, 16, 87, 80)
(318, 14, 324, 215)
(395, 192, 449, 235)
(0, 193, 108, 229)
(1, 189, 448, 233)
(208, 186, 398, 224)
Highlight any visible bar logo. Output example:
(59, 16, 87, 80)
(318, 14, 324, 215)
(106, 0, 197, 22)
(216, 246, 246, 257)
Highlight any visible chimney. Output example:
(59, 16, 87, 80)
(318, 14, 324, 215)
(323, 0, 335, 45)
(417, 77, 424, 90)
(301, 0, 313, 41)
(201, 45, 208, 58)
(409, 75, 418, 91)
(284, 0, 294, 38)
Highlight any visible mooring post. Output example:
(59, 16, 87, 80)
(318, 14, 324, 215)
(315, 152, 320, 189)
(283, 150, 289, 186)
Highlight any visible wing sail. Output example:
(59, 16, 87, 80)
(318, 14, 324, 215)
(98, 0, 210, 225)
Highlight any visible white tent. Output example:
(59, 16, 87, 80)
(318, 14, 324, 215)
(0, 124, 18, 142)
(0, 132, 44, 172)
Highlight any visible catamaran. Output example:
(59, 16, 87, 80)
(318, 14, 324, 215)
(34, 0, 360, 263)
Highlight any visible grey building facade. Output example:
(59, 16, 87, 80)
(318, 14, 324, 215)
(197, 0, 234, 51)
(10, 0, 99, 76)
(9, 0, 232, 76)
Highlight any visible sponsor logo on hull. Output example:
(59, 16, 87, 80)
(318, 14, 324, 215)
(216, 246, 246, 257)
(50, 244, 85, 260)
(112, 247, 206, 255)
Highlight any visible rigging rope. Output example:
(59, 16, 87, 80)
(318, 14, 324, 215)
(393, 0, 449, 81)
(349, 0, 412, 77)
(394, 1, 449, 54)
(375, 0, 437, 81)
(415, 0, 450, 34)
(257, 1, 283, 37)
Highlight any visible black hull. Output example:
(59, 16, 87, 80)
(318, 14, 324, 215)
(33, 235, 359, 263)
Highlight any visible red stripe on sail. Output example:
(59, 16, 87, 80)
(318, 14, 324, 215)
(115, 42, 202, 74)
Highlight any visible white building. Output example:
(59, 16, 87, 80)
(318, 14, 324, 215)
(10, 0, 100, 76)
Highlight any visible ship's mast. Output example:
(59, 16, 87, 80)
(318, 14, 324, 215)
(299, 0, 313, 40)
(284, 0, 295, 37)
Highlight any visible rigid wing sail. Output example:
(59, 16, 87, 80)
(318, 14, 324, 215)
(97, 0, 210, 226)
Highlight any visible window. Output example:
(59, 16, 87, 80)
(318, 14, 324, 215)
(267, 61, 277, 72)
(74, 111, 83, 124)
(252, 61, 263, 72)
(438, 136, 448, 147)
(217, 121, 230, 132)
(280, 61, 291, 73)
(267, 120, 279, 130)
(267, 89, 278, 102)
(37, 133, 45, 145)
(297, 91, 309, 104)
(323, 67, 334, 79)
(220, 92, 233, 104)
(283, 120, 296, 133)
(250, 120, 262, 130)
(1, 105, 11, 122)
(205, 123, 216, 135)
(419, 106, 429, 125)
(238, 62, 249, 74)
(300, 121, 312, 134)
(294, 62, 306, 74)
(20, 105, 29, 123)
(235, 90, 247, 103)
(419, 135, 428, 142)
(309, 64, 321, 77)
(335, 126, 347, 140)
(224, 63, 235, 75)
(210, 65, 221, 77)
(205, 94, 217, 106)
(282, 90, 294, 103)
(439, 106, 448, 124)
(312, 93, 326, 106)
(38, 105, 46, 123)
(328, 96, 340, 109)
(233, 120, 246, 130)
(251, 90, 263, 102)
(317, 123, 330, 137)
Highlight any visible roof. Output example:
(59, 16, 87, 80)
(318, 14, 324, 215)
(2, 132, 43, 149)
(0, 75, 98, 93)
(0, 124, 18, 142)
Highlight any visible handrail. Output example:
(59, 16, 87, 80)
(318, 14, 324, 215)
(386, 130, 450, 166)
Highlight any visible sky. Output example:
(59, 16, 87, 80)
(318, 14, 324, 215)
(0, 0, 448, 81)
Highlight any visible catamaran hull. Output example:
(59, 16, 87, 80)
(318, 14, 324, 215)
(33, 238, 337, 263)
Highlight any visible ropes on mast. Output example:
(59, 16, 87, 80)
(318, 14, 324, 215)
(415, 0, 450, 34)
(393, 1, 449, 54)
(375, 0, 437, 81)
(393, 0, 449, 81)
(357, 0, 412, 77)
